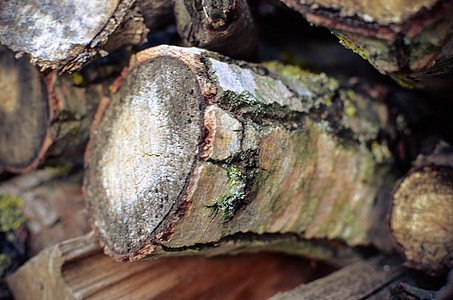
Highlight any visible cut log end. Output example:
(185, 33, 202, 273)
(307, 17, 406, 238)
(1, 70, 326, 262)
(85, 55, 204, 255)
(0, 48, 49, 172)
(390, 165, 453, 275)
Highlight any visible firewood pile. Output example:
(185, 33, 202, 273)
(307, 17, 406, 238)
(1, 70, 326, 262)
(0, 0, 452, 299)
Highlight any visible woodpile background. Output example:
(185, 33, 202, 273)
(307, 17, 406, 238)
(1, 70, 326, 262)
(0, 0, 452, 299)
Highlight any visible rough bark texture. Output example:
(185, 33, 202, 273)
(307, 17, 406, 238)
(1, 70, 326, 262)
(0, 47, 107, 173)
(174, 0, 258, 59)
(390, 164, 453, 276)
(0, 0, 142, 72)
(280, 0, 453, 91)
(85, 45, 396, 262)
(6, 233, 336, 300)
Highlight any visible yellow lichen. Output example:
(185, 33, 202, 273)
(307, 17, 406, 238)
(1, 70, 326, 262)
(0, 194, 26, 232)
(337, 35, 370, 61)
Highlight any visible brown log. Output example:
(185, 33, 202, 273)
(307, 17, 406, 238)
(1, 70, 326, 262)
(174, 0, 258, 59)
(84, 45, 397, 262)
(0, 46, 108, 173)
(6, 233, 336, 300)
(279, 0, 453, 92)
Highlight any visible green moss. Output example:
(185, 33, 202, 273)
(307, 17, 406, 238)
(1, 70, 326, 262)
(220, 90, 260, 109)
(0, 194, 26, 232)
(0, 254, 12, 277)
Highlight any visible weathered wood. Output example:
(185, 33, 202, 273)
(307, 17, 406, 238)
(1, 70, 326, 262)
(391, 164, 453, 276)
(0, 0, 143, 72)
(270, 255, 405, 300)
(6, 233, 335, 300)
(174, 0, 258, 59)
(84, 45, 397, 261)
(0, 46, 107, 173)
(279, 0, 453, 91)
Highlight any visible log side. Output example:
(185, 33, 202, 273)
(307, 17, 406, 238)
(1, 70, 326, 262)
(84, 45, 396, 262)
(280, 0, 453, 91)
(6, 233, 336, 300)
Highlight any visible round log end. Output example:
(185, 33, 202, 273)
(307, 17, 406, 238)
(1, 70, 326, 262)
(390, 165, 453, 275)
(84, 55, 204, 257)
(0, 48, 50, 172)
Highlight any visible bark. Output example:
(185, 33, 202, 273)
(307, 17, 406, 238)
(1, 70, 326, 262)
(174, 0, 258, 59)
(0, 0, 147, 72)
(0, 46, 108, 173)
(279, 0, 453, 92)
(84, 45, 397, 262)
(6, 233, 336, 300)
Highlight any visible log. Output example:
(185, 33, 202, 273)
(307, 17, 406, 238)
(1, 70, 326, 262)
(279, 0, 453, 91)
(84, 45, 397, 261)
(390, 164, 453, 276)
(174, 0, 258, 59)
(0, 46, 108, 173)
(271, 254, 449, 300)
(6, 233, 336, 299)
(0, 0, 147, 72)
(270, 255, 405, 300)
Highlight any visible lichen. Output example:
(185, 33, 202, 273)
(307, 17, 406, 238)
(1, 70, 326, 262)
(207, 184, 245, 223)
(0, 194, 26, 232)
(371, 141, 393, 164)
(225, 165, 242, 185)
(337, 35, 370, 61)
(341, 89, 357, 117)
(205, 163, 248, 223)
(72, 72, 86, 86)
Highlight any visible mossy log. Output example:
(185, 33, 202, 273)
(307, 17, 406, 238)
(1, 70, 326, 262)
(280, 0, 453, 91)
(0, 0, 148, 72)
(84, 45, 399, 262)
(0, 47, 107, 173)
(6, 233, 334, 299)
